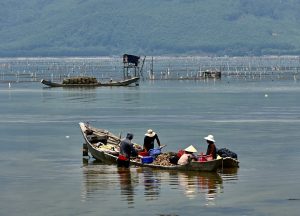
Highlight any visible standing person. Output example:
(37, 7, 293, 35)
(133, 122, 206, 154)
(117, 133, 137, 168)
(177, 145, 198, 165)
(204, 134, 217, 159)
(143, 129, 161, 152)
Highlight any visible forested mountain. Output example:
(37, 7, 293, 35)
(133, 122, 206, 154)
(1, 0, 300, 57)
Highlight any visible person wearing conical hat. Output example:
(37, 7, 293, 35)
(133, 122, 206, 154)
(177, 145, 198, 165)
(143, 129, 161, 152)
(204, 134, 217, 159)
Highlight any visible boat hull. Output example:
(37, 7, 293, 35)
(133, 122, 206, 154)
(221, 157, 239, 168)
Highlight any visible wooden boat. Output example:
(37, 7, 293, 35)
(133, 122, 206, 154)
(41, 76, 139, 87)
(79, 122, 222, 172)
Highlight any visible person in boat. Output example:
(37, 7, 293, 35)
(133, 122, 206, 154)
(177, 145, 198, 165)
(117, 133, 137, 168)
(143, 129, 161, 152)
(204, 134, 217, 159)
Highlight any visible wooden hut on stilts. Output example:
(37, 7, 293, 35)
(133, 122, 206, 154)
(122, 54, 145, 83)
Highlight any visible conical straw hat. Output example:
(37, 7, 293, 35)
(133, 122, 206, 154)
(184, 145, 197, 153)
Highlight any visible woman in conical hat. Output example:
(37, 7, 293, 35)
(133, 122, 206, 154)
(184, 145, 197, 153)
(177, 145, 198, 165)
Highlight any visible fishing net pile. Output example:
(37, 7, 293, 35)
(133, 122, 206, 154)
(62, 77, 98, 84)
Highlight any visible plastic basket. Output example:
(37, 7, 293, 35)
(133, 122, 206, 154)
(141, 156, 154, 164)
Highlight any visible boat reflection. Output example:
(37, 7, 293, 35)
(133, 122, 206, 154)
(81, 159, 119, 201)
(81, 159, 238, 206)
(117, 168, 136, 206)
(137, 168, 161, 200)
(41, 87, 97, 103)
(170, 171, 223, 201)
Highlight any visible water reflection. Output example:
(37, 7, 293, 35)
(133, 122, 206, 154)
(220, 168, 239, 181)
(137, 168, 161, 200)
(81, 159, 238, 207)
(175, 171, 223, 202)
(117, 168, 135, 206)
(81, 159, 119, 201)
(41, 87, 97, 103)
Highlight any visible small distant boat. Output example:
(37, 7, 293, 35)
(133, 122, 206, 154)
(41, 76, 139, 87)
(79, 122, 223, 172)
(202, 70, 221, 79)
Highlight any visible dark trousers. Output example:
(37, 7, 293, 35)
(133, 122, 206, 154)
(117, 159, 130, 168)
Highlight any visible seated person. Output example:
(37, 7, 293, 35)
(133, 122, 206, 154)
(178, 145, 198, 165)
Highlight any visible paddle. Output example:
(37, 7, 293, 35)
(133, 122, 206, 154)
(159, 144, 167, 150)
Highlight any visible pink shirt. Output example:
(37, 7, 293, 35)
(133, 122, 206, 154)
(178, 153, 195, 165)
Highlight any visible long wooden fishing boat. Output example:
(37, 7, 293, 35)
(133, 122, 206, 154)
(79, 122, 223, 172)
(41, 76, 139, 87)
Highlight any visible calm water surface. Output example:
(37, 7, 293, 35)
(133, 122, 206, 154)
(1, 72, 300, 215)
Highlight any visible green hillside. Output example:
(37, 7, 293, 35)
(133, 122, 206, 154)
(1, 0, 300, 57)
